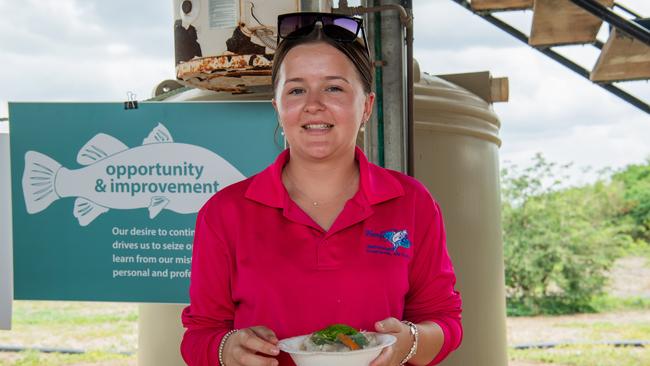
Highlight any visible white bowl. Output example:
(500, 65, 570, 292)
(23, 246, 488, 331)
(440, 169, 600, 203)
(278, 332, 396, 366)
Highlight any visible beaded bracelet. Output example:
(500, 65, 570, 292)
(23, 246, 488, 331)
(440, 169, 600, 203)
(400, 320, 419, 365)
(218, 329, 238, 366)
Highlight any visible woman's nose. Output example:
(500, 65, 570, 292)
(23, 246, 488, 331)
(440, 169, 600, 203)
(303, 91, 325, 113)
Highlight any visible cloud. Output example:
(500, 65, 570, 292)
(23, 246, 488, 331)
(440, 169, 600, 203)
(0, 0, 175, 119)
(414, 14, 650, 180)
(0, 0, 104, 56)
(413, 0, 525, 51)
(414, 0, 650, 54)
(0, 50, 172, 101)
(0, 0, 172, 59)
(416, 44, 644, 135)
(501, 112, 650, 185)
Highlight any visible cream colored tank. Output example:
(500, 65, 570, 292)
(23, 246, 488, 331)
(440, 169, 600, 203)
(413, 73, 507, 366)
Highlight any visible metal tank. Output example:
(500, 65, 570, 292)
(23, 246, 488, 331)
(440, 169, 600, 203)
(413, 71, 508, 366)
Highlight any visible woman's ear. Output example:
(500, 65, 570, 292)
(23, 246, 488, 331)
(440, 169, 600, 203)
(363, 92, 376, 122)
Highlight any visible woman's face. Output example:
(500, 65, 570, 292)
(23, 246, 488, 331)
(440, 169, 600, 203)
(272, 42, 374, 162)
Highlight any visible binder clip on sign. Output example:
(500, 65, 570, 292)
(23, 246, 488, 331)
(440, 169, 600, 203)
(124, 91, 138, 110)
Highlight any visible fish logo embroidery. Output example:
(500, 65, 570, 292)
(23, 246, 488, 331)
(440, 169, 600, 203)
(365, 229, 412, 256)
(383, 230, 411, 252)
(22, 123, 245, 226)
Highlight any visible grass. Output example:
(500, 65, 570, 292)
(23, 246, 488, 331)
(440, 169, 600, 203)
(507, 295, 650, 365)
(505, 251, 650, 366)
(510, 344, 650, 366)
(507, 295, 650, 317)
(12, 302, 138, 326)
(591, 295, 650, 313)
(555, 319, 650, 341)
(0, 301, 138, 365)
(6, 349, 134, 366)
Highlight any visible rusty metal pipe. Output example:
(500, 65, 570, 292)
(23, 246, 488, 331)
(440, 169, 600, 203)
(335, 3, 411, 27)
(334, 1, 414, 175)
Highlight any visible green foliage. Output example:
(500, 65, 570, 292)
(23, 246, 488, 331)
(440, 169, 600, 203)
(590, 295, 650, 313)
(502, 154, 632, 315)
(612, 158, 650, 243)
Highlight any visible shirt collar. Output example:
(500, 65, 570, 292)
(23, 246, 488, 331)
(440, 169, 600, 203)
(245, 146, 404, 208)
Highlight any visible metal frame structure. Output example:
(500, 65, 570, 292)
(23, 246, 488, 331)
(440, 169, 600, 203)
(569, 0, 650, 47)
(450, 0, 649, 114)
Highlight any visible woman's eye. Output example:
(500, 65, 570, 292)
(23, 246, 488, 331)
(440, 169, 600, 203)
(288, 88, 305, 95)
(326, 86, 343, 92)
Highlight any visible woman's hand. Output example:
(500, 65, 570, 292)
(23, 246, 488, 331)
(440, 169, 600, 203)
(369, 318, 414, 366)
(222, 326, 280, 366)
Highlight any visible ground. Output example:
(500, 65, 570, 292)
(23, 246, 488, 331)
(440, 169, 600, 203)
(508, 255, 650, 366)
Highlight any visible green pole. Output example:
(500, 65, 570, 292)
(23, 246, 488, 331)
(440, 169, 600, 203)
(374, 9, 385, 167)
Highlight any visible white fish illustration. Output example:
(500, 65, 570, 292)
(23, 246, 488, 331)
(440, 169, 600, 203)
(22, 123, 245, 226)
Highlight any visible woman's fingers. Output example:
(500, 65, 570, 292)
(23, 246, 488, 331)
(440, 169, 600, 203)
(231, 346, 279, 366)
(223, 327, 280, 366)
(250, 325, 279, 344)
(239, 328, 281, 356)
(372, 318, 411, 365)
(375, 317, 404, 333)
(368, 345, 394, 366)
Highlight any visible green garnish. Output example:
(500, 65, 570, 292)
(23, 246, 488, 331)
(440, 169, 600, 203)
(349, 333, 369, 347)
(311, 324, 361, 345)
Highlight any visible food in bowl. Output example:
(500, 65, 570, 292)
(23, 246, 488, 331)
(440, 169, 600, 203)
(302, 324, 379, 352)
(278, 325, 396, 366)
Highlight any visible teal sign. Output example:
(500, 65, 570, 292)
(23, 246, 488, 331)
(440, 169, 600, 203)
(9, 102, 281, 303)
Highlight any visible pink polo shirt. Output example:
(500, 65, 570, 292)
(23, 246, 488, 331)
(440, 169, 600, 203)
(181, 147, 462, 366)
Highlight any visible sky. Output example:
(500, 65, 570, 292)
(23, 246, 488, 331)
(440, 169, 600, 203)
(0, 0, 648, 183)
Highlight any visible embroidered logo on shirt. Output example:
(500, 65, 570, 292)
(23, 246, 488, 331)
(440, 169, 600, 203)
(365, 229, 412, 258)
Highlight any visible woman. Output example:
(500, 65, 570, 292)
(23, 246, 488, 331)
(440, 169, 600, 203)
(181, 12, 462, 366)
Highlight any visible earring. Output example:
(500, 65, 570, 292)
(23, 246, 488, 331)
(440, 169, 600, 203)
(278, 122, 287, 149)
(360, 122, 366, 132)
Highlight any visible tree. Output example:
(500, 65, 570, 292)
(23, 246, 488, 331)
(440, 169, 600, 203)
(611, 158, 650, 244)
(502, 154, 631, 315)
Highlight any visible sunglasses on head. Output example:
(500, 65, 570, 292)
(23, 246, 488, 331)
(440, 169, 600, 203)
(277, 12, 369, 54)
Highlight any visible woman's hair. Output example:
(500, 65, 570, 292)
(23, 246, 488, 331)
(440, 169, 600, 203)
(271, 26, 373, 95)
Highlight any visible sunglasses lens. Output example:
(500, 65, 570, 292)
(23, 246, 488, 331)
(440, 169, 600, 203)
(279, 14, 317, 39)
(322, 23, 357, 42)
(332, 17, 360, 37)
(277, 13, 367, 54)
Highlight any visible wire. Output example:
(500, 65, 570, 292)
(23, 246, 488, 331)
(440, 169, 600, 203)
(245, 2, 276, 51)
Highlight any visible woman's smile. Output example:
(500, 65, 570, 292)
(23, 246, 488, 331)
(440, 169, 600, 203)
(302, 122, 333, 131)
